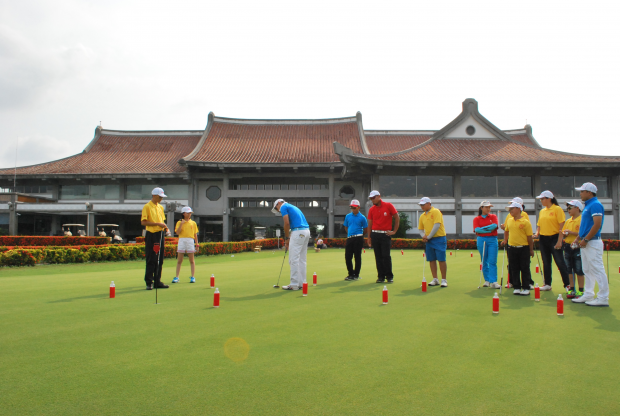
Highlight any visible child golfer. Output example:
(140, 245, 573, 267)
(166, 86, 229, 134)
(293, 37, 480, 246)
(173, 206, 199, 283)
(562, 200, 584, 298)
(501, 201, 534, 295)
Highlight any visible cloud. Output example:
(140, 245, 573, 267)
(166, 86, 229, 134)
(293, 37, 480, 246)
(0, 134, 77, 169)
(0, 24, 96, 110)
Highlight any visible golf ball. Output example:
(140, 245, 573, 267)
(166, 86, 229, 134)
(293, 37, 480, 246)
(231, 255, 234, 257)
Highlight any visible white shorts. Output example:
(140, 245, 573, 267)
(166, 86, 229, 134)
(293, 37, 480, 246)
(177, 238, 196, 253)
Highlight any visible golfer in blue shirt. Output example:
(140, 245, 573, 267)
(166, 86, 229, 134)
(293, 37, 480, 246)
(572, 182, 609, 306)
(343, 199, 368, 280)
(272, 199, 310, 290)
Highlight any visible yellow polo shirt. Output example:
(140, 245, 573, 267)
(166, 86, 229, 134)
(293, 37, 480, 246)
(506, 217, 533, 246)
(537, 205, 566, 236)
(176, 220, 199, 239)
(418, 207, 446, 237)
(562, 215, 581, 244)
(141, 201, 166, 233)
(504, 211, 530, 227)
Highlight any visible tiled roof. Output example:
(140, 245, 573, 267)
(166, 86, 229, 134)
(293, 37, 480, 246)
(364, 133, 433, 155)
(353, 138, 620, 163)
(185, 116, 362, 164)
(505, 132, 537, 146)
(0, 131, 202, 175)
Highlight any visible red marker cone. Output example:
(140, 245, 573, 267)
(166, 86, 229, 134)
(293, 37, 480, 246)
(471, 252, 473, 257)
(109, 281, 115, 298)
(536, 265, 540, 274)
(303, 282, 308, 296)
(422, 277, 427, 292)
(534, 283, 540, 301)
(480, 263, 482, 271)
(213, 288, 220, 308)
(401, 250, 404, 255)
(210, 274, 215, 288)
(492, 292, 499, 314)
(557, 294, 564, 316)
(450, 251, 452, 256)
(382, 286, 388, 305)
(422, 252, 425, 258)
(363, 249, 366, 253)
(313, 272, 317, 286)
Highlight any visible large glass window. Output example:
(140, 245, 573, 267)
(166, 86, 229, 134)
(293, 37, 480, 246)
(497, 176, 532, 198)
(379, 176, 416, 198)
(126, 185, 153, 200)
(575, 176, 609, 198)
(541, 176, 573, 198)
(60, 185, 89, 200)
(461, 176, 496, 197)
(164, 185, 189, 199)
(418, 176, 453, 197)
(90, 185, 120, 200)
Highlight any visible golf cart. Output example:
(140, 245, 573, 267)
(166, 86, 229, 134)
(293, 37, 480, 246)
(254, 226, 266, 240)
(62, 224, 86, 237)
(97, 224, 123, 243)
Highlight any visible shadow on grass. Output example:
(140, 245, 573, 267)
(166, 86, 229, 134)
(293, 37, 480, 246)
(48, 287, 148, 303)
(536, 290, 620, 332)
(395, 286, 443, 297)
(225, 289, 290, 302)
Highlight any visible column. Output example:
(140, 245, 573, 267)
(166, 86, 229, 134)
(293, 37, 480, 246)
(612, 175, 619, 238)
(50, 214, 60, 236)
(328, 175, 334, 238)
(454, 174, 462, 237)
(166, 202, 175, 232)
(8, 198, 17, 236)
(222, 175, 229, 242)
(87, 212, 96, 236)
(533, 174, 542, 219)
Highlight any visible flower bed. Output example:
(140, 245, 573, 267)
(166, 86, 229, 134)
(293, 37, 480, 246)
(0, 236, 109, 246)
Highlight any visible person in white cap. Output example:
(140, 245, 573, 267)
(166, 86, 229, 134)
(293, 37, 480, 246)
(173, 206, 199, 283)
(272, 198, 310, 290)
(561, 200, 584, 298)
(367, 190, 399, 283)
(534, 190, 570, 290)
(140, 187, 170, 290)
(343, 199, 368, 280)
(501, 201, 534, 295)
(473, 201, 500, 289)
(418, 197, 448, 287)
(500, 197, 531, 289)
(573, 182, 609, 306)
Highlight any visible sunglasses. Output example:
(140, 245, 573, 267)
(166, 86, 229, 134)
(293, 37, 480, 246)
(350, 206, 359, 209)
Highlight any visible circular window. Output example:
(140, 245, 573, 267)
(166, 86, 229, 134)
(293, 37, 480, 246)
(339, 185, 355, 199)
(466, 125, 476, 136)
(206, 186, 221, 201)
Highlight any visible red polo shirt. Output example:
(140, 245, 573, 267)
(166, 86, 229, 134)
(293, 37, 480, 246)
(368, 201, 398, 231)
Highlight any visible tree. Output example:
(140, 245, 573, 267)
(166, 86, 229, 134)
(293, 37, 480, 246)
(393, 212, 413, 238)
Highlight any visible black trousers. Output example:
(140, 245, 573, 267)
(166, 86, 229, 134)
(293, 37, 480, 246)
(145, 231, 165, 286)
(507, 246, 532, 290)
(345, 236, 364, 277)
(539, 234, 570, 287)
(371, 233, 393, 280)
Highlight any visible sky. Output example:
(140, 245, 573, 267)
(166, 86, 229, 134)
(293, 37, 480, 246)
(1, 0, 619, 169)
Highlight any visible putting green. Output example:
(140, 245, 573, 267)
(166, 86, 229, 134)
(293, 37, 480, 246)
(1, 249, 619, 415)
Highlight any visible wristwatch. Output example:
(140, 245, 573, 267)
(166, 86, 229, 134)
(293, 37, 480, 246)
(584, 238, 590, 243)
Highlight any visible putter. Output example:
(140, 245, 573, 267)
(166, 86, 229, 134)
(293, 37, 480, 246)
(499, 245, 506, 294)
(607, 241, 610, 284)
(153, 231, 164, 304)
(274, 248, 288, 288)
(478, 241, 486, 289)
(535, 248, 544, 286)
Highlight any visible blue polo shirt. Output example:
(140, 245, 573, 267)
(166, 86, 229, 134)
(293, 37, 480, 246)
(343, 212, 368, 237)
(579, 196, 604, 239)
(280, 203, 309, 229)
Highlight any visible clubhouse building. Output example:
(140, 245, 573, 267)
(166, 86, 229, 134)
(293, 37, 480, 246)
(1, 98, 619, 241)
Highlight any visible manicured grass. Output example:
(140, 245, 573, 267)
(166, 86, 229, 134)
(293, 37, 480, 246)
(1, 249, 619, 415)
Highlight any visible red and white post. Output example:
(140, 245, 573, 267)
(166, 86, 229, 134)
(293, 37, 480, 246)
(382, 286, 388, 305)
(109, 281, 115, 298)
(213, 288, 220, 308)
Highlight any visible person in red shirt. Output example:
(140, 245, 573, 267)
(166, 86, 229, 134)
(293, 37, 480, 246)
(473, 200, 500, 289)
(367, 190, 399, 283)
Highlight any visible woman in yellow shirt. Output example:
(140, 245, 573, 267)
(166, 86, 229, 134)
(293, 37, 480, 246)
(173, 206, 199, 283)
(562, 200, 584, 298)
(534, 190, 570, 290)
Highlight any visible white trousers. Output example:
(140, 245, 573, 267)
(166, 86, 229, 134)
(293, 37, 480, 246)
(581, 239, 609, 301)
(288, 229, 310, 288)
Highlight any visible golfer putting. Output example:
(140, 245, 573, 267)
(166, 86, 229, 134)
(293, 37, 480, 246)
(141, 187, 170, 290)
(418, 197, 448, 287)
(272, 199, 310, 290)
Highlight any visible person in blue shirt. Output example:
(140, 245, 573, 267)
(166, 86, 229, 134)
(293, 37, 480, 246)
(572, 182, 609, 307)
(272, 199, 310, 291)
(343, 199, 369, 280)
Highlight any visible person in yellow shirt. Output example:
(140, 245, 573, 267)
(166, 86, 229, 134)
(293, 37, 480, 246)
(501, 202, 534, 295)
(499, 197, 530, 289)
(140, 187, 170, 290)
(562, 200, 584, 298)
(418, 197, 448, 287)
(173, 206, 199, 284)
(534, 190, 570, 290)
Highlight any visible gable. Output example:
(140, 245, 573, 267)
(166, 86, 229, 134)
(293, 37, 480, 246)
(444, 114, 498, 140)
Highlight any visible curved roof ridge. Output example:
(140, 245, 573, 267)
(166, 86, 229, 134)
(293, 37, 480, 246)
(0, 152, 84, 172)
(364, 130, 436, 135)
(213, 115, 357, 125)
(358, 136, 439, 158)
(100, 129, 204, 136)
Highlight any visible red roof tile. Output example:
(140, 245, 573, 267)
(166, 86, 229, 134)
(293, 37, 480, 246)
(0, 132, 202, 175)
(364, 133, 433, 155)
(186, 118, 363, 164)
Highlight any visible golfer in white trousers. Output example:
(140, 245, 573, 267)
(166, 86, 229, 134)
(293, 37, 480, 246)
(572, 182, 609, 306)
(272, 199, 310, 290)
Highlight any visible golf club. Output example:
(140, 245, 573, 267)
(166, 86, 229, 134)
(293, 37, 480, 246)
(535, 246, 544, 286)
(607, 241, 610, 284)
(154, 230, 164, 304)
(499, 245, 506, 294)
(273, 247, 288, 288)
(478, 241, 486, 289)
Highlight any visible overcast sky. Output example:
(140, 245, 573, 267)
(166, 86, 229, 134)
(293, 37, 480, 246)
(1, 0, 619, 169)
